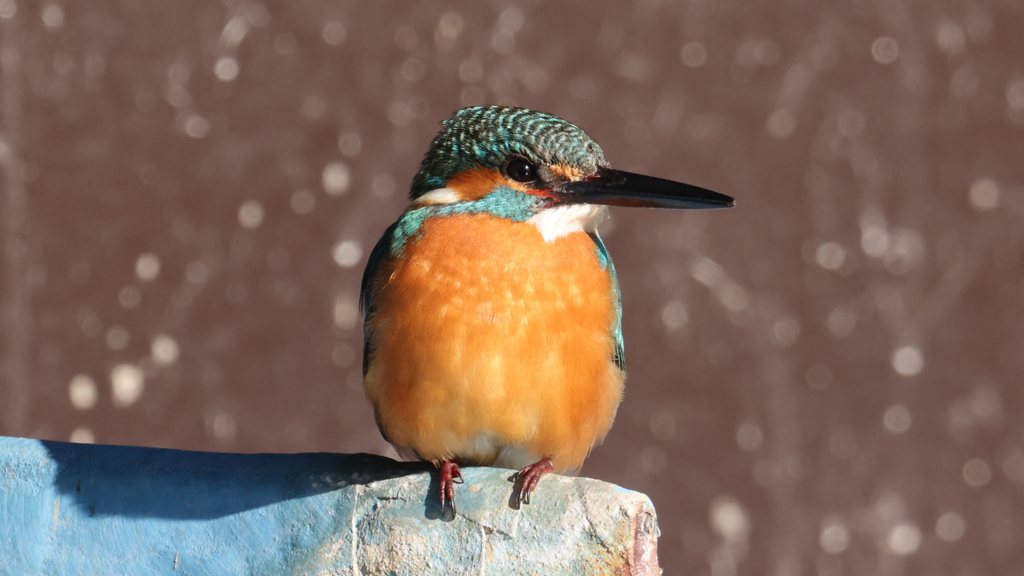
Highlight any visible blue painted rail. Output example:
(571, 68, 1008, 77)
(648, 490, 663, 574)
(0, 436, 660, 575)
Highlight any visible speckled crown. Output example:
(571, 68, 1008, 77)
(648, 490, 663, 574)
(409, 106, 608, 199)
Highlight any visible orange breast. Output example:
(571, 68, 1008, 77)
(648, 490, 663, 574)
(363, 213, 624, 472)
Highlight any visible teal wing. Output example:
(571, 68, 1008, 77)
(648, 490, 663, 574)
(360, 221, 399, 376)
(588, 232, 625, 372)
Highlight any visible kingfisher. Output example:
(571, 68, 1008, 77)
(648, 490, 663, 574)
(360, 106, 733, 516)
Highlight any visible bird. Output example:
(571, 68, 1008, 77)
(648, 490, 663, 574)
(360, 106, 734, 517)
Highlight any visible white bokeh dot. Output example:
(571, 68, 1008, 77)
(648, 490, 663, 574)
(819, 521, 850, 554)
(709, 496, 750, 544)
(963, 458, 992, 487)
(968, 178, 1000, 212)
(892, 346, 924, 376)
(935, 512, 966, 542)
(151, 334, 180, 367)
(816, 242, 847, 270)
(883, 404, 912, 434)
(105, 326, 130, 350)
(887, 522, 921, 556)
(322, 21, 347, 45)
(111, 364, 145, 408)
(872, 36, 900, 64)
(334, 295, 360, 330)
(771, 318, 800, 347)
(214, 57, 240, 81)
(861, 225, 890, 258)
(736, 422, 764, 451)
(69, 427, 95, 444)
(660, 300, 689, 331)
(681, 42, 708, 67)
(135, 252, 161, 282)
(332, 241, 363, 268)
(322, 162, 352, 196)
(767, 108, 796, 138)
(68, 374, 98, 410)
(42, 3, 64, 29)
(183, 115, 210, 138)
(0, 0, 15, 20)
(237, 200, 264, 229)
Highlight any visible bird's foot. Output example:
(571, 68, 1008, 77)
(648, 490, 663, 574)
(439, 461, 463, 518)
(513, 457, 554, 507)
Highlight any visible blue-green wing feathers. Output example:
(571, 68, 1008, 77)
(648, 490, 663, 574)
(360, 221, 399, 376)
(588, 232, 625, 373)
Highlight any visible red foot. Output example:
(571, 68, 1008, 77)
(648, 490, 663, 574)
(439, 461, 463, 517)
(514, 458, 554, 507)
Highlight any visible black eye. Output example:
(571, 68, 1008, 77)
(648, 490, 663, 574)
(505, 159, 537, 183)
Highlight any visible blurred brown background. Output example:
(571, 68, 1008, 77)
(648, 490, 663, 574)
(2, 0, 1023, 573)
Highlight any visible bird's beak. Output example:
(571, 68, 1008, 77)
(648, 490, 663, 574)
(553, 167, 735, 210)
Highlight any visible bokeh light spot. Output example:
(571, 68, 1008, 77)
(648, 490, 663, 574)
(962, 458, 991, 487)
(883, 404, 912, 434)
(105, 326, 130, 350)
(935, 512, 966, 542)
(871, 36, 899, 64)
(332, 241, 363, 268)
(322, 21, 346, 45)
(151, 334, 180, 367)
(322, 162, 352, 196)
(887, 522, 921, 555)
(214, 57, 239, 81)
(680, 42, 708, 67)
(237, 200, 264, 229)
(111, 364, 144, 408)
(135, 253, 161, 281)
(709, 496, 750, 544)
(815, 242, 846, 270)
(68, 374, 98, 410)
(69, 427, 95, 444)
(183, 115, 210, 138)
(766, 108, 796, 138)
(736, 422, 764, 451)
(819, 521, 850, 554)
(660, 300, 689, 331)
(891, 346, 924, 376)
(968, 178, 1000, 211)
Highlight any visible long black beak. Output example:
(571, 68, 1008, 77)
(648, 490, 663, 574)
(554, 167, 735, 210)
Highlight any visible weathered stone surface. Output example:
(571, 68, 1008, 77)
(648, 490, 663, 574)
(0, 436, 660, 575)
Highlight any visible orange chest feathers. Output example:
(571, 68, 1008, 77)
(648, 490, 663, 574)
(363, 213, 624, 472)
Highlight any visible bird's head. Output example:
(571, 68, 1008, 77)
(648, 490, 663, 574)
(409, 106, 734, 232)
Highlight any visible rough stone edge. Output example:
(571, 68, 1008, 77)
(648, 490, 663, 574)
(628, 501, 662, 576)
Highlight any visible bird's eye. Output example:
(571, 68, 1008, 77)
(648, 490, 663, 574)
(505, 159, 537, 183)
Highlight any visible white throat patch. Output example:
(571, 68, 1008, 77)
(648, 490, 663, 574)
(527, 204, 608, 243)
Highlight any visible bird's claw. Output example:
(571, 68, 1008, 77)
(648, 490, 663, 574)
(514, 458, 554, 507)
(439, 461, 462, 518)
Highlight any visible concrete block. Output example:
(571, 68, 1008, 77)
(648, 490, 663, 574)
(0, 436, 660, 575)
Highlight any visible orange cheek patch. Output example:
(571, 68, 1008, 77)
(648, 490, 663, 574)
(445, 166, 554, 201)
(446, 167, 514, 201)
